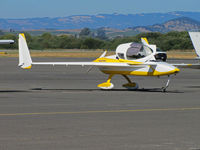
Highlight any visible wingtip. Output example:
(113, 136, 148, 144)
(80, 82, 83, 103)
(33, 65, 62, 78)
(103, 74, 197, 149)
(19, 33, 26, 40)
(23, 65, 32, 69)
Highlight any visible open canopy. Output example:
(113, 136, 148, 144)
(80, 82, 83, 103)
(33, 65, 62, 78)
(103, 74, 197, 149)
(126, 43, 143, 57)
(116, 42, 153, 60)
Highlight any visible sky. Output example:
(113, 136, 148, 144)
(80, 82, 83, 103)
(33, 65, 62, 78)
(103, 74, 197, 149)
(0, 0, 200, 18)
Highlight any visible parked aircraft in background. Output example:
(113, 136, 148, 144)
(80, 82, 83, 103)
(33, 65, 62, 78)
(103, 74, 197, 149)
(0, 40, 14, 44)
(189, 31, 200, 59)
(18, 33, 200, 92)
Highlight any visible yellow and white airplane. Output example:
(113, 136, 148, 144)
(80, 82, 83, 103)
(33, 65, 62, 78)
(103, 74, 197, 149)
(18, 33, 200, 92)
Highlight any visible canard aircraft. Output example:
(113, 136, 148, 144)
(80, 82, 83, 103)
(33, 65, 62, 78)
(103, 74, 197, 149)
(18, 33, 200, 92)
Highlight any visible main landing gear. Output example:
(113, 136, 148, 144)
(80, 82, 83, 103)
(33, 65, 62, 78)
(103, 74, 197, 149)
(97, 74, 139, 90)
(97, 74, 172, 92)
(122, 75, 139, 90)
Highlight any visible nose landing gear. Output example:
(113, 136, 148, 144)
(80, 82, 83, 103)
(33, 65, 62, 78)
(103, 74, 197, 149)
(162, 75, 171, 92)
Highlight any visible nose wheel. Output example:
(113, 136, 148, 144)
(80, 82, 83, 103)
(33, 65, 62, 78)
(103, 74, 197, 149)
(162, 75, 171, 92)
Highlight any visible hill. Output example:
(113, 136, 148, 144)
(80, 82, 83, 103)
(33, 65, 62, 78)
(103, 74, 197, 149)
(1, 11, 200, 30)
(130, 17, 200, 33)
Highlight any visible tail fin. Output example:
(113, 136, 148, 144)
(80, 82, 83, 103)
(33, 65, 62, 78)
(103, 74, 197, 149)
(18, 33, 32, 69)
(188, 32, 200, 58)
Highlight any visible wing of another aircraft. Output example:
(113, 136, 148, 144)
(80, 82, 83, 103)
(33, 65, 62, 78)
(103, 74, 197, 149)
(0, 40, 14, 44)
(188, 31, 200, 58)
(173, 63, 200, 69)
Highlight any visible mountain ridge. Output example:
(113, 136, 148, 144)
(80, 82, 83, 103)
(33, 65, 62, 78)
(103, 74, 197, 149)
(1, 11, 200, 31)
(130, 17, 200, 33)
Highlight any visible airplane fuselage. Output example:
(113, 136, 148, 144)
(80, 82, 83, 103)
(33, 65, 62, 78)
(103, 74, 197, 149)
(94, 57, 180, 76)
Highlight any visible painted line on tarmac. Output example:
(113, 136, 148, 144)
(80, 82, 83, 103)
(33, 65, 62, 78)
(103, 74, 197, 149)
(0, 107, 200, 116)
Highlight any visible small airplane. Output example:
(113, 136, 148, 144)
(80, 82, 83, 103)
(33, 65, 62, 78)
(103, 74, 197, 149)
(189, 31, 200, 59)
(0, 40, 14, 44)
(18, 33, 200, 92)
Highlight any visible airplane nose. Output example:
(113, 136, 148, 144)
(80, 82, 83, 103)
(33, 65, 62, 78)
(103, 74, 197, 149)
(174, 67, 180, 74)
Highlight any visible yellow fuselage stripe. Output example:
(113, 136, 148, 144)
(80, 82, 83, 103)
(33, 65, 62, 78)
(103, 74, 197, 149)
(93, 57, 143, 64)
(101, 69, 177, 76)
(94, 57, 179, 76)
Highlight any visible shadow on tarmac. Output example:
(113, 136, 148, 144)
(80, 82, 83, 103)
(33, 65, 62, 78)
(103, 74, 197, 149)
(0, 88, 184, 93)
(186, 85, 200, 88)
(0, 90, 28, 93)
(30, 88, 183, 93)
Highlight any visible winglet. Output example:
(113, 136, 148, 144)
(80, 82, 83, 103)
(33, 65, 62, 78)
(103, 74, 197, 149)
(140, 37, 156, 61)
(141, 37, 149, 45)
(99, 50, 107, 58)
(18, 33, 32, 69)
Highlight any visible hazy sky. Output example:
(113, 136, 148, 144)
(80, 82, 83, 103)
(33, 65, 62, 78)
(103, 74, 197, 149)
(0, 0, 200, 18)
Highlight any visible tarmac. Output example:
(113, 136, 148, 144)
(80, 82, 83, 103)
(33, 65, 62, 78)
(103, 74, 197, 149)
(0, 57, 200, 150)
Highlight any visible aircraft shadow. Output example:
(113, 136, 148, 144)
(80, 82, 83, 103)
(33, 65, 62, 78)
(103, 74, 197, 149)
(0, 90, 28, 93)
(133, 88, 183, 93)
(30, 88, 183, 93)
(186, 85, 200, 88)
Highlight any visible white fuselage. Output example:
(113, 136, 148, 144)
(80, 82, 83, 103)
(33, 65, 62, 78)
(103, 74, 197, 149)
(98, 60, 179, 76)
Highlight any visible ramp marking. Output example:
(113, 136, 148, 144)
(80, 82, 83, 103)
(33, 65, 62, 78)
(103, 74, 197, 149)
(0, 107, 200, 116)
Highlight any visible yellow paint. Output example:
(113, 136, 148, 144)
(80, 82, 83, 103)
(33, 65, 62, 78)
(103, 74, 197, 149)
(98, 82, 112, 88)
(20, 33, 26, 40)
(93, 57, 143, 64)
(98, 74, 113, 88)
(141, 37, 149, 44)
(0, 107, 200, 116)
(123, 83, 137, 88)
(102, 68, 180, 76)
(94, 57, 180, 76)
(23, 65, 32, 69)
(0, 52, 6, 54)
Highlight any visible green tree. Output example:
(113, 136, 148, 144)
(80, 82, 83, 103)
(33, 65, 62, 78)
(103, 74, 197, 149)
(39, 33, 55, 49)
(79, 28, 91, 37)
(96, 28, 107, 40)
(0, 30, 4, 36)
(81, 38, 104, 49)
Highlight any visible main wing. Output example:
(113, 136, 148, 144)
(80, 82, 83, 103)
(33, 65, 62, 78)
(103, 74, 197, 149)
(32, 62, 132, 67)
(19, 33, 155, 69)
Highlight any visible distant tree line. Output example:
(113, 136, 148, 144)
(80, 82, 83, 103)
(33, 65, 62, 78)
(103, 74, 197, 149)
(0, 30, 194, 51)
